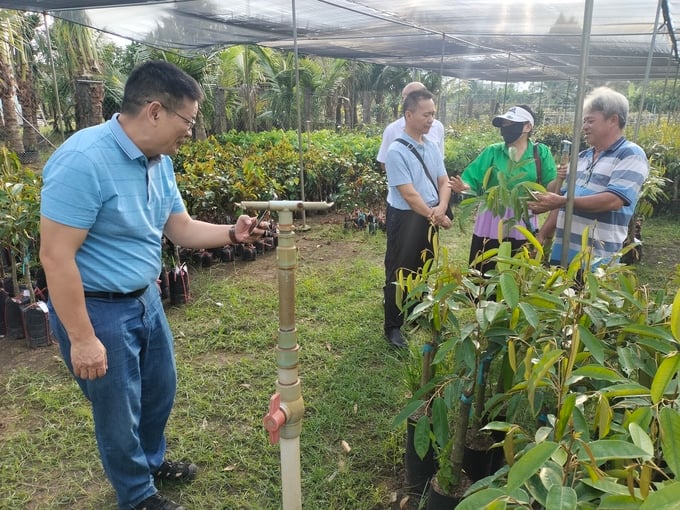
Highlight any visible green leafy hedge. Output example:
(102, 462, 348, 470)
(173, 129, 385, 219)
(171, 121, 675, 221)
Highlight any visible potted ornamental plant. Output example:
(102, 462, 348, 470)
(0, 147, 51, 346)
(394, 231, 519, 507)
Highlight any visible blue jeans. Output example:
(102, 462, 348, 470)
(49, 286, 176, 509)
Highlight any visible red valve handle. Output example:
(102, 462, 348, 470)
(263, 393, 286, 444)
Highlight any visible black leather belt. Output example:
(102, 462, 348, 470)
(84, 286, 148, 299)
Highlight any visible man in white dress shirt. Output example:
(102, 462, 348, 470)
(377, 81, 446, 171)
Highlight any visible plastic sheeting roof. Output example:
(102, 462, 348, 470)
(1, 0, 678, 82)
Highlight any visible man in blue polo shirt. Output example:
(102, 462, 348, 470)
(529, 87, 649, 269)
(40, 61, 265, 510)
(383, 89, 451, 348)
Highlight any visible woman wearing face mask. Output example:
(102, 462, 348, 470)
(449, 105, 559, 274)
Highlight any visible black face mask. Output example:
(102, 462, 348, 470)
(500, 123, 525, 144)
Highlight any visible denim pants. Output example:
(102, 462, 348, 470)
(49, 286, 176, 509)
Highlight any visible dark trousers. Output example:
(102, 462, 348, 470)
(383, 206, 434, 332)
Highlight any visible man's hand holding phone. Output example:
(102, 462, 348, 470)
(248, 209, 270, 235)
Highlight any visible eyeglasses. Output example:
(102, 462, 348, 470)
(146, 100, 196, 130)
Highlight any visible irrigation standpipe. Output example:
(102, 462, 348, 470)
(239, 200, 333, 510)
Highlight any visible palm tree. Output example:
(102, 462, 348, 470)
(49, 15, 104, 131)
(213, 45, 267, 132)
(13, 12, 41, 154)
(0, 10, 25, 153)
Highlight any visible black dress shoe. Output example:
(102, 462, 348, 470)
(385, 328, 408, 349)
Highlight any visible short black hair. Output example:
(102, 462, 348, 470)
(121, 60, 204, 114)
(402, 89, 434, 116)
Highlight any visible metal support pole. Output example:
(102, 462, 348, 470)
(249, 200, 332, 510)
(291, 0, 309, 231)
(560, 0, 593, 267)
(633, 0, 663, 142)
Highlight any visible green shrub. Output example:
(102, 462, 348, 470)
(173, 130, 384, 216)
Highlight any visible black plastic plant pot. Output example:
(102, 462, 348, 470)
(242, 245, 257, 261)
(405, 416, 437, 495)
(158, 268, 170, 300)
(169, 268, 190, 305)
(462, 444, 504, 482)
(216, 246, 235, 262)
(201, 251, 213, 268)
(23, 303, 52, 348)
(0, 289, 8, 336)
(426, 482, 461, 510)
(4, 296, 27, 340)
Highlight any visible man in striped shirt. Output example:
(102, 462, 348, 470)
(529, 87, 649, 269)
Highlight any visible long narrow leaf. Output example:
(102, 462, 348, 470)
(454, 488, 506, 510)
(672, 288, 680, 341)
(576, 325, 606, 365)
(576, 440, 652, 462)
(545, 486, 577, 510)
(506, 441, 560, 492)
(651, 353, 680, 404)
(639, 481, 680, 510)
(414, 415, 432, 460)
(659, 407, 680, 477)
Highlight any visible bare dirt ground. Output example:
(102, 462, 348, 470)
(0, 212, 350, 376)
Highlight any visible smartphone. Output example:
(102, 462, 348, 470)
(560, 140, 572, 165)
(248, 209, 270, 234)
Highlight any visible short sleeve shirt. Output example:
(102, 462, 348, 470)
(461, 141, 557, 239)
(550, 137, 649, 267)
(385, 132, 447, 210)
(40, 115, 186, 293)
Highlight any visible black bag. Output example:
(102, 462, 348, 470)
(395, 138, 454, 220)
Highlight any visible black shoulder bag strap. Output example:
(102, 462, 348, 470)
(395, 137, 453, 219)
(395, 137, 439, 191)
(533, 143, 542, 184)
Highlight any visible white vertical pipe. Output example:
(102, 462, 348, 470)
(280, 437, 302, 510)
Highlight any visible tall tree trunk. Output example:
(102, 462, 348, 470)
(0, 55, 25, 153)
(16, 72, 39, 153)
(361, 90, 371, 124)
(214, 87, 227, 134)
(375, 91, 385, 125)
(75, 76, 104, 130)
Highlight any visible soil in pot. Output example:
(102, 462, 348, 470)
(404, 415, 437, 495)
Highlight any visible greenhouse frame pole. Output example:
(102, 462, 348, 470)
(560, 0, 593, 266)
(633, 0, 663, 142)
(292, 0, 308, 231)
